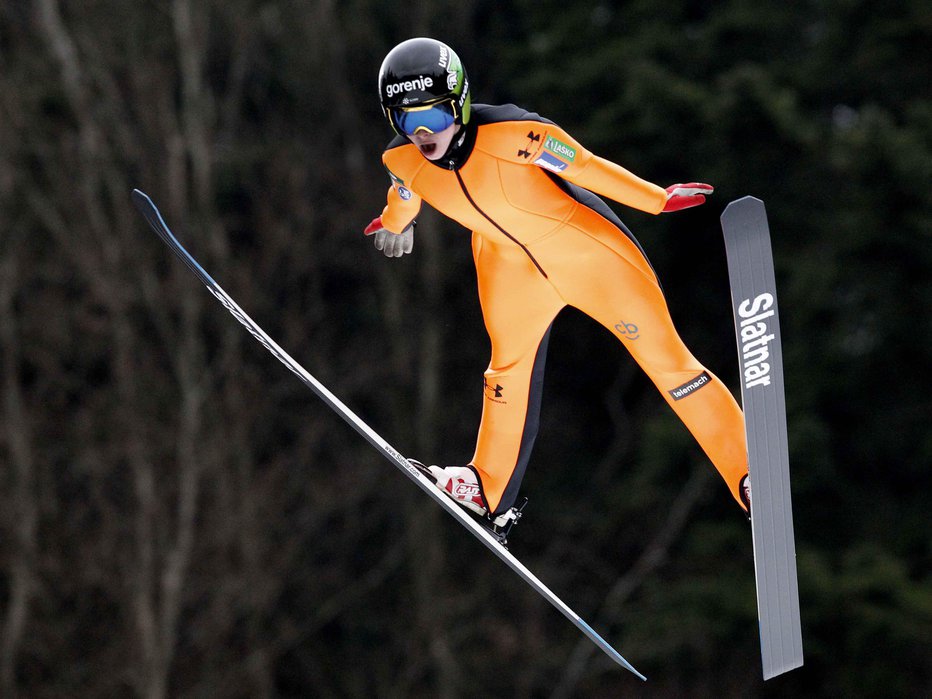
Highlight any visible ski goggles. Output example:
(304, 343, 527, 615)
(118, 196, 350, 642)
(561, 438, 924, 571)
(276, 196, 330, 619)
(394, 101, 457, 135)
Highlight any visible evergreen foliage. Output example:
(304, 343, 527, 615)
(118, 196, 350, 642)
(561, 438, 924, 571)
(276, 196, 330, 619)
(0, 1, 928, 696)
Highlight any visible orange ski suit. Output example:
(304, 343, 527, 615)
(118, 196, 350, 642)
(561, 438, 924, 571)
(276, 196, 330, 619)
(379, 104, 747, 514)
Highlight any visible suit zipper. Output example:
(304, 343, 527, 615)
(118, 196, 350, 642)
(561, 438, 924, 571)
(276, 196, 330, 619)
(453, 169, 548, 279)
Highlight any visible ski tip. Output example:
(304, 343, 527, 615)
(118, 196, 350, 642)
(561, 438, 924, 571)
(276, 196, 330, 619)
(131, 188, 151, 206)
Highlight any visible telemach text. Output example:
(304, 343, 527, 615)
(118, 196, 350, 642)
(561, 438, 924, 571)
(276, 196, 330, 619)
(738, 292, 776, 389)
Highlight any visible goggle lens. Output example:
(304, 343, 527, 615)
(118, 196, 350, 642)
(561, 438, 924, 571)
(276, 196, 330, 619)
(395, 102, 456, 135)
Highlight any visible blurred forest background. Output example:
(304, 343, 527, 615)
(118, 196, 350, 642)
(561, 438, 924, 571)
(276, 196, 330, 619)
(1, 1, 929, 697)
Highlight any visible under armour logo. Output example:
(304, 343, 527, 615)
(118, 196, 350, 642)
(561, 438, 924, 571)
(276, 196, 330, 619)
(517, 131, 541, 159)
(483, 378, 505, 401)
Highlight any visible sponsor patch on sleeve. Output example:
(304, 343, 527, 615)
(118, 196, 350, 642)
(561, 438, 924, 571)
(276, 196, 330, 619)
(533, 150, 569, 173)
(544, 135, 576, 162)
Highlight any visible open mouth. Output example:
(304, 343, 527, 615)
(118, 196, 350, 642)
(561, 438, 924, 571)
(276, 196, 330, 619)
(418, 142, 438, 156)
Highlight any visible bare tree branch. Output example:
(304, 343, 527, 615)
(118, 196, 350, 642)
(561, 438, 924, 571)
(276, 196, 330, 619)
(550, 471, 709, 698)
(0, 239, 38, 699)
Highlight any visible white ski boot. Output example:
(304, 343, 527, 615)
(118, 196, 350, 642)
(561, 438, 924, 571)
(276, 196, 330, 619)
(408, 460, 527, 545)
(428, 464, 488, 516)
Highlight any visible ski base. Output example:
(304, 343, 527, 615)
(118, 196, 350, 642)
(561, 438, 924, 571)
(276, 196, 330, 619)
(131, 188, 646, 681)
(721, 196, 804, 680)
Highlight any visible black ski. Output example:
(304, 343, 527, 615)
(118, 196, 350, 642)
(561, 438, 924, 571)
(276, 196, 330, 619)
(131, 189, 646, 680)
(721, 196, 804, 679)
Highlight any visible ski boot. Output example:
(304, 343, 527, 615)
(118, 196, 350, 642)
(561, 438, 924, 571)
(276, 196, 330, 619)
(408, 460, 528, 546)
(740, 474, 751, 522)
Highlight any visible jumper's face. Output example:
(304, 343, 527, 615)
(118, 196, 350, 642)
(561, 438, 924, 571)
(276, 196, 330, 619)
(408, 122, 459, 160)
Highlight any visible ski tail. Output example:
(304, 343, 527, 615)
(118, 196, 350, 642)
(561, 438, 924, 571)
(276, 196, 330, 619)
(721, 196, 804, 680)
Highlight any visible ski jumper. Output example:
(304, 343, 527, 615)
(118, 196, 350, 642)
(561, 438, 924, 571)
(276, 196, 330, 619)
(379, 104, 748, 514)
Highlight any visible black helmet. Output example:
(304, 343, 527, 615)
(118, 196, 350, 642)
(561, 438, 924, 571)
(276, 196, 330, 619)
(378, 38, 471, 135)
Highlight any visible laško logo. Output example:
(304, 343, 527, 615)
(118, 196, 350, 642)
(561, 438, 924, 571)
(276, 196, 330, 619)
(544, 135, 576, 162)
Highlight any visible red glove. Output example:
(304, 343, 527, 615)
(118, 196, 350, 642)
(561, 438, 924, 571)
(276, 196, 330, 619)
(363, 216, 383, 235)
(662, 183, 714, 212)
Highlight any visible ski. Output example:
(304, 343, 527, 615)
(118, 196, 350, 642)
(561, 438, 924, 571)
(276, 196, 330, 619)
(721, 196, 804, 679)
(131, 189, 646, 681)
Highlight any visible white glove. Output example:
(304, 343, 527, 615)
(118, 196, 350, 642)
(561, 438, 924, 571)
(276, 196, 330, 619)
(363, 216, 414, 257)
